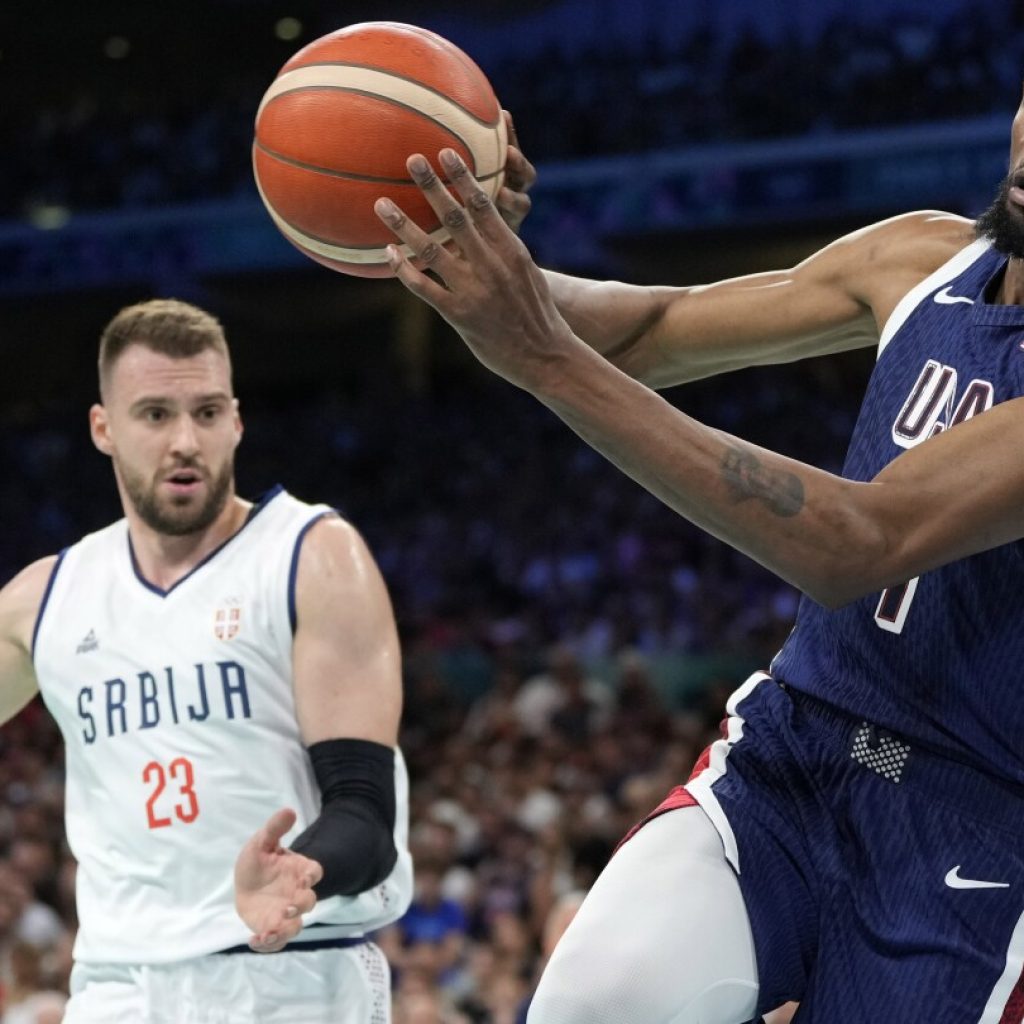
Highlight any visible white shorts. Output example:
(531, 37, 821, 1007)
(64, 942, 390, 1024)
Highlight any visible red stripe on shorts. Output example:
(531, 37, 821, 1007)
(615, 739, 720, 852)
(998, 965, 1024, 1023)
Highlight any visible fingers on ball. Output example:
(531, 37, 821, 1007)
(419, 241, 443, 266)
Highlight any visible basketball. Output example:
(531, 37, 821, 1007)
(253, 22, 508, 278)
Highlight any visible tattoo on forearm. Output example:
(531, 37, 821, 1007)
(721, 446, 805, 518)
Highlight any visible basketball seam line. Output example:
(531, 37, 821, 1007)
(281, 214, 438, 256)
(265, 63, 501, 128)
(253, 138, 503, 186)
(258, 187, 445, 254)
(287, 220, 445, 258)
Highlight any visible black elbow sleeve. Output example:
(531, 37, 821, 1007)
(290, 738, 398, 899)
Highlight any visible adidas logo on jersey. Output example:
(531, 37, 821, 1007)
(76, 629, 99, 654)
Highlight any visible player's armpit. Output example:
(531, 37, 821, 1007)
(290, 516, 401, 747)
(0, 556, 56, 725)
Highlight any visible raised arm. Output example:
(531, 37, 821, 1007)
(375, 151, 1018, 609)
(0, 557, 55, 726)
(494, 117, 973, 386)
(540, 212, 973, 387)
(531, 356, 1024, 608)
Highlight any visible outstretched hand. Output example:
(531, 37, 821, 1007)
(234, 808, 323, 953)
(374, 147, 578, 393)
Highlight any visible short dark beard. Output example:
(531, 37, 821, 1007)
(975, 176, 1024, 259)
(121, 459, 234, 537)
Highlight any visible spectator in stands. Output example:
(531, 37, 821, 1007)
(513, 647, 609, 738)
(385, 859, 470, 992)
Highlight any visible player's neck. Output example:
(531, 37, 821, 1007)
(997, 258, 1024, 305)
(126, 495, 252, 591)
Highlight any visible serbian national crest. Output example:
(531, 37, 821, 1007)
(214, 596, 243, 640)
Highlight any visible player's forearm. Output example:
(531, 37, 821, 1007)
(534, 344, 888, 607)
(544, 270, 876, 390)
(543, 271, 675, 383)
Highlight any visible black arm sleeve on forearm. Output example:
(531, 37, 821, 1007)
(290, 737, 398, 899)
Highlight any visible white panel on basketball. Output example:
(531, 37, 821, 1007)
(257, 64, 505, 179)
(253, 173, 451, 264)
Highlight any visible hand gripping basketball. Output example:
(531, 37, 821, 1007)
(375, 148, 578, 393)
(254, 22, 507, 278)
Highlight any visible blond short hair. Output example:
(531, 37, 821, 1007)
(98, 298, 232, 398)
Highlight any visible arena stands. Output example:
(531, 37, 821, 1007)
(0, 0, 1014, 1018)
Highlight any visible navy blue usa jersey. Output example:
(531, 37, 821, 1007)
(771, 238, 1024, 784)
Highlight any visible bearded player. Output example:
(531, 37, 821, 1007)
(374, 87, 1024, 1023)
(0, 299, 412, 1023)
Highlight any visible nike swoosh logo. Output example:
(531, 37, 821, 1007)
(933, 286, 975, 305)
(945, 866, 1010, 890)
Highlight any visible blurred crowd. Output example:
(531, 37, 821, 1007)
(498, 4, 1020, 158)
(0, 353, 863, 1020)
(2, 2, 1022, 220)
(0, 5, 907, 1019)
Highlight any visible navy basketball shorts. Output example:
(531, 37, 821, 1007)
(635, 672, 1024, 1023)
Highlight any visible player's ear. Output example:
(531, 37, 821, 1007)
(232, 398, 243, 444)
(89, 403, 113, 456)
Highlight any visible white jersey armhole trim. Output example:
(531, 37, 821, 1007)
(877, 237, 990, 359)
(287, 509, 338, 633)
(30, 549, 69, 663)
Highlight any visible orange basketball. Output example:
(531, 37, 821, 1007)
(253, 22, 507, 278)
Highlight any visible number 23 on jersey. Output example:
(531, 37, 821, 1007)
(144, 757, 199, 829)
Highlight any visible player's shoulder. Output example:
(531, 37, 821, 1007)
(862, 209, 973, 238)
(805, 211, 977, 313)
(297, 511, 367, 563)
(294, 512, 388, 597)
(839, 210, 975, 271)
(2, 555, 61, 604)
(256, 486, 337, 529)
(0, 555, 62, 650)
(291, 512, 394, 636)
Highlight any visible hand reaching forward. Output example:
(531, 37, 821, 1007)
(234, 808, 323, 953)
(374, 148, 580, 394)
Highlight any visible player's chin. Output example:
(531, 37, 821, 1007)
(164, 483, 213, 514)
(152, 500, 215, 537)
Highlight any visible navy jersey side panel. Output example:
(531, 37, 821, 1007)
(772, 241, 1024, 783)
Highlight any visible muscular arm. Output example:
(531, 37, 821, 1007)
(288, 515, 401, 896)
(376, 151, 1016, 609)
(235, 519, 401, 948)
(537, 348, 1024, 607)
(496, 120, 972, 384)
(0, 557, 54, 725)
(544, 212, 974, 387)
(291, 515, 401, 746)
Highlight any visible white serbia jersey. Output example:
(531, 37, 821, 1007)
(32, 486, 413, 964)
